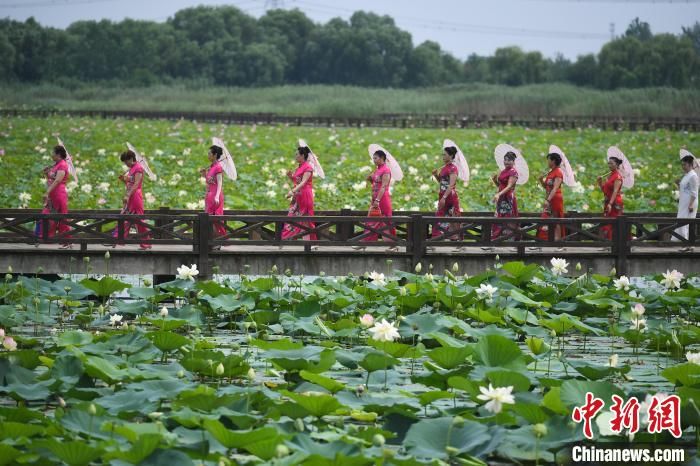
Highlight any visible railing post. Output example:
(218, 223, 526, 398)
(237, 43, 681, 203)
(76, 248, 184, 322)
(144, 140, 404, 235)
(614, 216, 628, 276)
(197, 213, 210, 279)
(338, 208, 352, 241)
(156, 206, 171, 240)
(410, 214, 425, 268)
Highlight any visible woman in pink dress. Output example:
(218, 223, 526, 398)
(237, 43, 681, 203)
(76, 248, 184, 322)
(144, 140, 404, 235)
(490, 151, 519, 240)
(201, 145, 226, 241)
(432, 146, 461, 240)
(597, 157, 624, 240)
(115, 150, 151, 249)
(41, 145, 72, 248)
(282, 145, 317, 241)
(355, 149, 398, 252)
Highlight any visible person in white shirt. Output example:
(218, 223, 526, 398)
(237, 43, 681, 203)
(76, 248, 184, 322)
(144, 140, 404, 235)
(674, 152, 699, 251)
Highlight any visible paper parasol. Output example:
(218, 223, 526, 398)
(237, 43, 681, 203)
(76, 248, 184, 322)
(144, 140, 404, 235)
(607, 146, 634, 189)
(298, 139, 325, 179)
(494, 143, 529, 185)
(443, 139, 469, 183)
(126, 142, 156, 181)
(56, 137, 77, 183)
(680, 149, 700, 177)
(368, 144, 403, 182)
(212, 137, 237, 181)
(548, 144, 576, 187)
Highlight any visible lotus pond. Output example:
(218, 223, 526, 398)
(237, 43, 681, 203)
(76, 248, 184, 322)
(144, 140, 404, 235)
(0, 259, 699, 465)
(1, 116, 699, 214)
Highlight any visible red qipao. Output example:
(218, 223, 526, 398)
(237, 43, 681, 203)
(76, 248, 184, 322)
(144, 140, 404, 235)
(363, 163, 395, 242)
(116, 162, 150, 247)
(491, 166, 519, 240)
(432, 162, 461, 239)
(40, 159, 71, 239)
(282, 161, 317, 240)
(205, 160, 226, 237)
(600, 171, 624, 240)
(536, 167, 565, 240)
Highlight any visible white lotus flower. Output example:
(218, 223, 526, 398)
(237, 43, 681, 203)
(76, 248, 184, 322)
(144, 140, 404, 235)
(81, 184, 92, 194)
(595, 411, 618, 436)
(159, 306, 168, 318)
(97, 182, 110, 192)
(613, 276, 631, 291)
(477, 384, 515, 414)
(359, 314, 374, 327)
(656, 183, 669, 190)
(418, 184, 430, 192)
(368, 319, 400, 342)
(661, 270, 684, 290)
(686, 351, 700, 365)
(352, 181, 367, 192)
(631, 303, 645, 317)
(630, 317, 646, 332)
(550, 258, 569, 276)
(19, 192, 31, 204)
(2, 336, 17, 351)
(476, 283, 498, 301)
(176, 264, 199, 281)
(639, 393, 670, 425)
(109, 314, 123, 326)
(368, 271, 386, 286)
(608, 354, 619, 367)
(145, 193, 155, 204)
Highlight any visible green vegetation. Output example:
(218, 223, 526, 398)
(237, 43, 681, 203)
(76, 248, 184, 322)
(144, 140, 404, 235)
(0, 261, 697, 463)
(2, 115, 698, 214)
(0, 7, 698, 90)
(3, 82, 700, 118)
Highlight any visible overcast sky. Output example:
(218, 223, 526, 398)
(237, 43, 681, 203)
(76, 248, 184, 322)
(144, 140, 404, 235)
(1, 0, 698, 59)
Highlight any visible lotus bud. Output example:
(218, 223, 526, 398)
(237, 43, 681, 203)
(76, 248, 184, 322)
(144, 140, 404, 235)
(319, 271, 325, 277)
(429, 263, 433, 272)
(372, 434, 386, 447)
(415, 263, 422, 273)
(246, 368, 256, 381)
(64, 286, 72, 293)
(452, 262, 459, 273)
(294, 418, 305, 432)
(533, 423, 548, 437)
(285, 268, 292, 277)
(550, 330, 556, 337)
(32, 297, 40, 306)
(83, 256, 90, 263)
(58, 397, 66, 408)
(576, 262, 582, 272)
(271, 265, 278, 274)
(5, 274, 11, 281)
(495, 254, 500, 261)
(275, 445, 290, 458)
(143, 279, 152, 287)
(159, 306, 168, 318)
(453, 415, 465, 427)
(215, 362, 224, 376)
(386, 259, 393, 266)
(399, 287, 407, 296)
(445, 446, 459, 457)
(177, 370, 185, 378)
(356, 384, 366, 395)
(610, 267, 616, 276)
(88, 403, 97, 415)
(36, 266, 44, 274)
(105, 250, 110, 260)
(148, 412, 163, 420)
(6, 266, 12, 273)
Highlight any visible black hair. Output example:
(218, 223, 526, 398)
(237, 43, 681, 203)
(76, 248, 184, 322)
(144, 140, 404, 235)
(681, 155, 695, 165)
(120, 150, 136, 163)
(609, 157, 623, 167)
(54, 145, 67, 159)
(297, 146, 311, 161)
(444, 146, 457, 159)
(373, 150, 387, 161)
(547, 152, 562, 166)
(209, 145, 223, 160)
(504, 151, 517, 162)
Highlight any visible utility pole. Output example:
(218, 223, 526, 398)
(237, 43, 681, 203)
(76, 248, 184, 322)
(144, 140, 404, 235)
(264, 0, 284, 10)
(609, 22, 616, 40)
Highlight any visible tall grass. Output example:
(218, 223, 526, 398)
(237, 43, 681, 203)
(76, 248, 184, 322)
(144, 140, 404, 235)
(1, 82, 699, 118)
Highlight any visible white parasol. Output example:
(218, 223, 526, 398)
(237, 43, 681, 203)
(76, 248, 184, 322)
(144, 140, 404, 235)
(548, 144, 576, 187)
(494, 143, 529, 185)
(298, 138, 325, 179)
(680, 149, 700, 177)
(443, 139, 469, 183)
(126, 142, 157, 181)
(212, 137, 237, 181)
(368, 144, 403, 182)
(56, 137, 77, 182)
(607, 146, 634, 189)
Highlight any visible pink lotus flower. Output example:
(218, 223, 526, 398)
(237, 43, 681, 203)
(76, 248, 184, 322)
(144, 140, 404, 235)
(359, 314, 374, 327)
(3, 336, 17, 351)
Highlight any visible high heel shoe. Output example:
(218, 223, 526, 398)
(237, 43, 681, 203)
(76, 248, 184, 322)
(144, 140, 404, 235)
(351, 245, 367, 251)
(385, 246, 399, 252)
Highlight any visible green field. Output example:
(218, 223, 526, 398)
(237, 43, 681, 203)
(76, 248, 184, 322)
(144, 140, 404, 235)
(2, 83, 700, 118)
(1, 115, 697, 214)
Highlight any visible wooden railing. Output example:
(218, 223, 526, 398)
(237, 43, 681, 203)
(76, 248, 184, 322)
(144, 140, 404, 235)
(1, 209, 698, 276)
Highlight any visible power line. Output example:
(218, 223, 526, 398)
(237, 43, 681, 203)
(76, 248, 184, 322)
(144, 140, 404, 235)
(0, 0, 118, 8)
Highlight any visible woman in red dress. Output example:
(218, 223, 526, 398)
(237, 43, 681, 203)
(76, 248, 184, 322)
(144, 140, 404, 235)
(41, 145, 72, 248)
(597, 156, 624, 240)
(201, 145, 227, 240)
(536, 152, 565, 241)
(116, 150, 151, 249)
(282, 145, 317, 241)
(355, 149, 398, 252)
(432, 146, 461, 239)
(490, 151, 519, 240)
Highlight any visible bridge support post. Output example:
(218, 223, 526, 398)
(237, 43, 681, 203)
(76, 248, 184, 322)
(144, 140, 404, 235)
(410, 214, 425, 269)
(614, 216, 629, 276)
(197, 213, 210, 279)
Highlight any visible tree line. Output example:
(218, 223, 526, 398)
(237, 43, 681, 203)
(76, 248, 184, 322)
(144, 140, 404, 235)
(0, 7, 698, 89)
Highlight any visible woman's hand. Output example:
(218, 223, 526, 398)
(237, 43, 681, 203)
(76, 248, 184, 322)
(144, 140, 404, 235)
(286, 190, 294, 199)
(286, 170, 293, 179)
(492, 193, 500, 203)
(438, 198, 445, 210)
(199, 168, 207, 177)
(605, 203, 612, 214)
(122, 195, 129, 205)
(432, 168, 439, 177)
(366, 175, 373, 182)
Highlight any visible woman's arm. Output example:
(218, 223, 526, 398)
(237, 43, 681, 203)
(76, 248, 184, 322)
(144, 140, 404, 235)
(44, 170, 65, 198)
(373, 173, 390, 205)
(607, 179, 622, 212)
(124, 172, 143, 204)
(214, 173, 223, 205)
(546, 177, 563, 203)
(288, 172, 311, 198)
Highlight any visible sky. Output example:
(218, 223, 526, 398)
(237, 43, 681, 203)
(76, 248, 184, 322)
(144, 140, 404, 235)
(0, 0, 698, 59)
